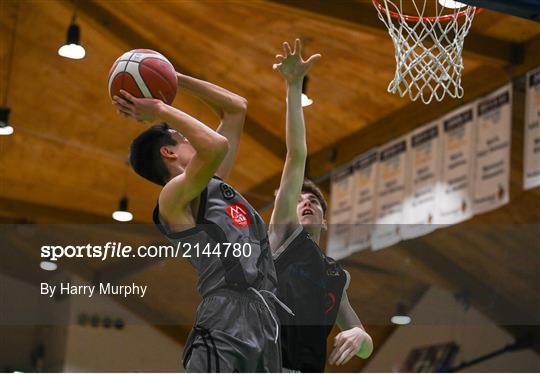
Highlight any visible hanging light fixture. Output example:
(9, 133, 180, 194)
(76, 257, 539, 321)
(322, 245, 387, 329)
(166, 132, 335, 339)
(391, 301, 411, 325)
(0, 107, 13, 136)
(1, 1, 19, 136)
(301, 76, 313, 107)
(58, 14, 86, 60)
(391, 257, 412, 325)
(112, 196, 133, 222)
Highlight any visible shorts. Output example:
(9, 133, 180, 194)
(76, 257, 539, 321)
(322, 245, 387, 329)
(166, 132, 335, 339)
(182, 288, 282, 372)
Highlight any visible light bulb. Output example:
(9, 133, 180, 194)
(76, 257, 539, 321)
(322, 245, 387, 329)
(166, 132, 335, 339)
(40, 261, 58, 271)
(112, 210, 133, 222)
(58, 44, 86, 59)
(301, 93, 313, 107)
(0, 125, 14, 136)
(438, 0, 467, 9)
(391, 315, 411, 325)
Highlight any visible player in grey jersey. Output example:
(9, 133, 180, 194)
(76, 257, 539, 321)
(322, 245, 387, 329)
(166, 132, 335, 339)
(113, 72, 287, 372)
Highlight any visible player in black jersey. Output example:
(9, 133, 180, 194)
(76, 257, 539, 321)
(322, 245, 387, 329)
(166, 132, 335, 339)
(269, 39, 373, 372)
(113, 73, 283, 372)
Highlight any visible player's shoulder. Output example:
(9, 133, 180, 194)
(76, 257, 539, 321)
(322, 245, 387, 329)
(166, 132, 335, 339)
(158, 181, 199, 227)
(269, 223, 303, 256)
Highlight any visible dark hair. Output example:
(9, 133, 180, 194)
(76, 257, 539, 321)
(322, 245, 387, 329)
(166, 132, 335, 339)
(129, 122, 178, 186)
(301, 179, 327, 216)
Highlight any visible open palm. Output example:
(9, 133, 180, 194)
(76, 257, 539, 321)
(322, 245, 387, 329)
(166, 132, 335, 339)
(273, 39, 321, 84)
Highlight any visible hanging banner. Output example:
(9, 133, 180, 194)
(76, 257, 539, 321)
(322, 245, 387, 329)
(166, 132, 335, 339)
(327, 163, 355, 260)
(436, 103, 475, 225)
(349, 149, 378, 252)
(524, 67, 540, 190)
(401, 121, 441, 239)
(371, 137, 408, 251)
(473, 84, 512, 214)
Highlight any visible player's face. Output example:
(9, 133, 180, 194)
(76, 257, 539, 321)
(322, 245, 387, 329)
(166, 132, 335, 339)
(297, 192, 325, 226)
(169, 129, 195, 167)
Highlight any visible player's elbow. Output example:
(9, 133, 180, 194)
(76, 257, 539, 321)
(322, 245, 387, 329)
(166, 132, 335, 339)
(231, 96, 248, 113)
(211, 135, 229, 160)
(238, 97, 248, 112)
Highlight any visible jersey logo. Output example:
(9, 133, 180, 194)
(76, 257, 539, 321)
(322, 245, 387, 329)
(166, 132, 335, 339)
(220, 183, 236, 200)
(225, 203, 250, 228)
(324, 292, 336, 315)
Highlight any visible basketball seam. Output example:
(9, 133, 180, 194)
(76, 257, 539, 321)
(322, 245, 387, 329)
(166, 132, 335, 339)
(120, 52, 134, 95)
(139, 59, 176, 102)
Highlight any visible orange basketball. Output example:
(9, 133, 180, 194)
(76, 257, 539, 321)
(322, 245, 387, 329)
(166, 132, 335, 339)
(108, 49, 177, 105)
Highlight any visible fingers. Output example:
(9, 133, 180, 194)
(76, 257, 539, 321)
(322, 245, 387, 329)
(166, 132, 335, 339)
(116, 110, 127, 118)
(116, 107, 132, 118)
(334, 331, 345, 347)
(336, 346, 356, 366)
(329, 333, 358, 366)
(283, 42, 292, 56)
(273, 53, 284, 70)
(328, 335, 344, 364)
(294, 38, 301, 55)
(328, 346, 339, 365)
(112, 99, 135, 119)
(119, 89, 137, 103)
(305, 53, 322, 65)
(113, 95, 135, 111)
(113, 103, 132, 117)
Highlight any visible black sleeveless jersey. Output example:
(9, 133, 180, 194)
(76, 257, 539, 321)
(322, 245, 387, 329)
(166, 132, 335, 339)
(274, 227, 348, 372)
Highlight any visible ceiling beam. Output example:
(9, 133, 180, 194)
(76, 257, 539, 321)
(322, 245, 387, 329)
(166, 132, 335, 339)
(0, 196, 113, 224)
(66, 0, 286, 160)
(268, 0, 524, 65)
(0, 196, 168, 227)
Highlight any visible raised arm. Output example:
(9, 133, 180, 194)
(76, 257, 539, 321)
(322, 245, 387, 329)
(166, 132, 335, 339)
(270, 39, 321, 226)
(176, 73, 247, 181)
(113, 90, 228, 215)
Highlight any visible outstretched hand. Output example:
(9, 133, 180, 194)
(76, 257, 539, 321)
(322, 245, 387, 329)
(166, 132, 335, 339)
(273, 38, 321, 85)
(112, 90, 163, 123)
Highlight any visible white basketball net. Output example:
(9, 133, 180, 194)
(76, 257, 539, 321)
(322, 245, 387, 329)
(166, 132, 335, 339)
(373, 0, 479, 104)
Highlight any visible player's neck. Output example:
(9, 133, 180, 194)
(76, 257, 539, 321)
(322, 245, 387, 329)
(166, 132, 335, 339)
(304, 225, 321, 245)
(166, 163, 185, 181)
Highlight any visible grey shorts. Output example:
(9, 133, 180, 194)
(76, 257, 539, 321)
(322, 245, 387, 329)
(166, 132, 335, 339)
(182, 288, 282, 372)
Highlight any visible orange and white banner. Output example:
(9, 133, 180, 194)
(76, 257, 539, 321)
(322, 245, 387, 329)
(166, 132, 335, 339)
(371, 137, 408, 251)
(473, 84, 512, 214)
(436, 103, 475, 225)
(327, 163, 355, 260)
(524, 67, 540, 190)
(401, 121, 441, 239)
(349, 149, 378, 252)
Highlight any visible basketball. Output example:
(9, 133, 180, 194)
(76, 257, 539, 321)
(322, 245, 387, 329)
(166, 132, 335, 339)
(108, 49, 177, 105)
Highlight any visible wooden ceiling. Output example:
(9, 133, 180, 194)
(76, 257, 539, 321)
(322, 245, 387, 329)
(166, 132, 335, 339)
(1, 0, 539, 372)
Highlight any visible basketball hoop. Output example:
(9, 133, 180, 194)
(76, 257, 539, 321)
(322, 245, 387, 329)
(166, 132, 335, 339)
(372, 0, 482, 104)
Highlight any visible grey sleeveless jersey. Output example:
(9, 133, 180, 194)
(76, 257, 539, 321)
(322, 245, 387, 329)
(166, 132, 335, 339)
(153, 176, 277, 297)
